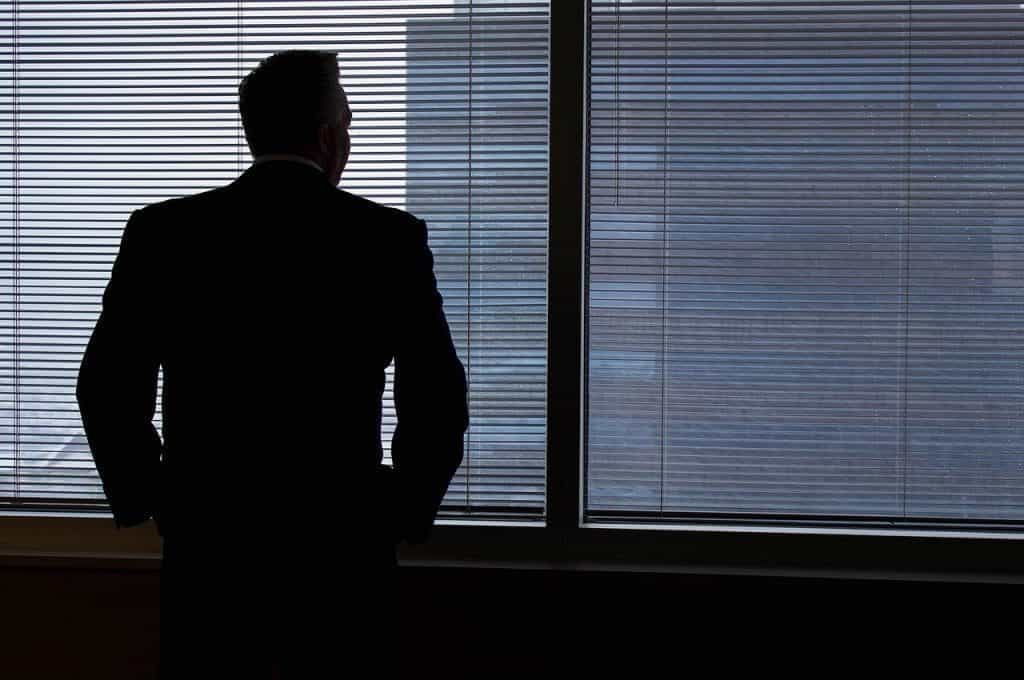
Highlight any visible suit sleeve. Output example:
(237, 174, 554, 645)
(77, 210, 162, 529)
(390, 218, 469, 544)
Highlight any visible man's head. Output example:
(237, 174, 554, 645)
(238, 50, 352, 186)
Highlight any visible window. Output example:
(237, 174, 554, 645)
(587, 1, 1024, 526)
(2, 0, 1022, 556)
(0, 0, 549, 517)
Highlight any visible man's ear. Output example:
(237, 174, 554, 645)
(316, 121, 335, 157)
(339, 127, 351, 171)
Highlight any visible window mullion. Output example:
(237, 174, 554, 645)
(546, 0, 587, 531)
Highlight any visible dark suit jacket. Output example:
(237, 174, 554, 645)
(76, 160, 468, 556)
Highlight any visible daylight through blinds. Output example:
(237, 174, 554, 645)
(587, 0, 1024, 523)
(0, 0, 549, 516)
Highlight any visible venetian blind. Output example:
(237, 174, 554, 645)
(0, 0, 549, 517)
(587, 0, 1024, 524)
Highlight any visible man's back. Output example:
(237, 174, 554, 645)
(151, 161, 408, 540)
(77, 159, 468, 675)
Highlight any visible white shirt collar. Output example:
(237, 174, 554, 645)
(251, 153, 324, 174)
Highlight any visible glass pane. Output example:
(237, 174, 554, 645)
(4, 0, 549, 516)
(587, 1, 1024, 524)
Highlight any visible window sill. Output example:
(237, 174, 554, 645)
(1, 514, 1022, 584)
(0, 514, 161, 568)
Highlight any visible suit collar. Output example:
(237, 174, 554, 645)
(251, 153, 324, 174)
(233, 159, 335, 190)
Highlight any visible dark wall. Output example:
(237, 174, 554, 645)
(0, 562, 1014, 679)
(2, 564, 160, 679)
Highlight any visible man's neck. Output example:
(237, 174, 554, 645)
(251, 153, 324, 174)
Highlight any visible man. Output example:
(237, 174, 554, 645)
(76, 50, 468, 677)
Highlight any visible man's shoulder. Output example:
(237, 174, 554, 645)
(132, 186, 231, 223)
(331, 188, 428, 246)
(334, 189, 425, 238)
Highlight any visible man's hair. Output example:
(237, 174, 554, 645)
(238, 50, 348, 155)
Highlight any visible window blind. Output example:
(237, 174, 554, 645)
(587, 1, 1024, 524)
(0, 0, 549, 517)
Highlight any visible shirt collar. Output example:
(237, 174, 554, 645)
(251, 153, 324, 174)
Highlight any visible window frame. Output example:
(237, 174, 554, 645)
(2, 0, 1023, 583)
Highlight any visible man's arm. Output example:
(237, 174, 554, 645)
(77, 210, 162, 529)
(390, 218, 469, 544)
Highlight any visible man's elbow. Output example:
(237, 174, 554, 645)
(452, 359, 469, 433)
(75, 358, 110, 427)
(456, 389, 469, 434)
(431, 385, 468, 436)
(399, 354, 468, 433)
(75, 366, 93, 416)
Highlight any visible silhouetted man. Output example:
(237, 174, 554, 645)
(76, 50, 468, 678)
